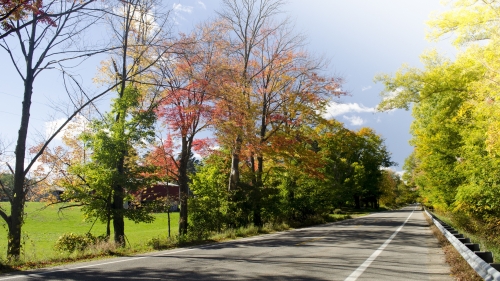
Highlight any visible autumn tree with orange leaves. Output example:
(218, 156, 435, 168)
(214, 0, 346, 226)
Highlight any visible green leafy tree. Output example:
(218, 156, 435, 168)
(376, 1, 500, 235)
(376, 51, 483, 209)
(316, 120, 359, 208)
(188, 153, 230, 238)
(378, 170, 417, 207)
(317, 121, 393, 209)
(64, 85, 156, 243)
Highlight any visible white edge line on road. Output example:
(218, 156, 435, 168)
(0, 230, 285, 281)
(343, 206, 416, 281)
(0, 248, 196, 280)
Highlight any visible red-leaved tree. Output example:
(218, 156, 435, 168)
(148, 21, 227, 235)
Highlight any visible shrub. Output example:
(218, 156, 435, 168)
(54, 233, 105, 253)
(333, 209, 343, 215)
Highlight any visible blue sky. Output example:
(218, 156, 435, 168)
(0, 0, 454, 173)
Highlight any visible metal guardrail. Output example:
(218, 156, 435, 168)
(424, 208, 500, 281)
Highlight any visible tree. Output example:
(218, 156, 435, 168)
(375, 0, 500, 225)
(316, 122, 393, 209)
(10, 0, 174, 249)
(65, 0, 173, 245)
(378, 170, 416, 207)
(378, 170, 400, 207)
(376, 51, 483, 209)
(188, 152, 230, 239)
(217, 0, 286, 192)
(0, 0, 56, 40)
(0, 174, 14, 201)
(66, 85, 156, 241)
(148, 21, 223, 235)
(270, 124, 332, 221)
(216, 0, 345, 226)
(0, 0, 107, 259)
(353, 128, 394, 208)
(316, 120, 362, 207)
(422, 0, 500, 242)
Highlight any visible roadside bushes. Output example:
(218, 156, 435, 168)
(54, 233, 107, 253)
(188, 155, 229, 239)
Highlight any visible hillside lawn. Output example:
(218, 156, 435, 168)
(0, 202, 179, 262)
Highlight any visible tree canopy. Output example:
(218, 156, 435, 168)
(377, 0, 500, 242)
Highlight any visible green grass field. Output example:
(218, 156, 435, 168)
(0, 203, 378, 267)
(0, 202, 179, 261)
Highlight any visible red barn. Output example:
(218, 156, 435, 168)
(132, 183, 180, 211)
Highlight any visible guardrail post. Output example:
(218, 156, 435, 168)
(458, 237, 471, 244)
(475, 252, 494, 264)
(464, 243, 480, 251)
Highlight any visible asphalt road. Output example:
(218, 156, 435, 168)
(0, 205, 452, 280)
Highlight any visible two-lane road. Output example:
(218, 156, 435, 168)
(0, 205, 452, 280)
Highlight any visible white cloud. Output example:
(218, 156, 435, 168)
(382, 89, 400, 101)
(323, 102, 376, 119)
(45, 115, 89, 141)
(343, 115, 365, 126)
(173, 3, 193, 13)
(381, 167, 405, 178)
(172, 3, 194, 25)
(362, 86, 372, 92)
(113, 6, 159, 35)
(198, 1, 206, 9)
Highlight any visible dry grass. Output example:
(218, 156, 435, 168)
(424, 212, 482, 281)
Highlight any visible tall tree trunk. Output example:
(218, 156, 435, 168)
(354, 195, 361, 209)
(252, 155, 264, 227)
(106, 215, 111, 238)
(106, 194, 112, 238)
(178, 138, 190, 236)
(112, 186, 125, 245)
(167, 209, 171, 238)
(113, 152, 126, 246)
(8, 21, 37, 258)
(252, 103, 267, 227)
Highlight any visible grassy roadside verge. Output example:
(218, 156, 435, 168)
(0, 202, 181, 263)
(423, 211, 482, 281)
(0, 208, 371, 273)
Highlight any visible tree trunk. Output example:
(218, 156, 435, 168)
(228, 135, 242, 191)
(112, 184, 125, 246)
(7, 199, 22, 260)
(252, 155, 264, 227)
(252, 98, 267, 227)
(354, 195, 361, 209)
(167, 209, 171, 238)
(113, 152, 126, 246)
(8, 27, 36, 258)
(178, 138, 190, 236)
(252, 195, 262, 227)
(106, 215, 111, 238)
